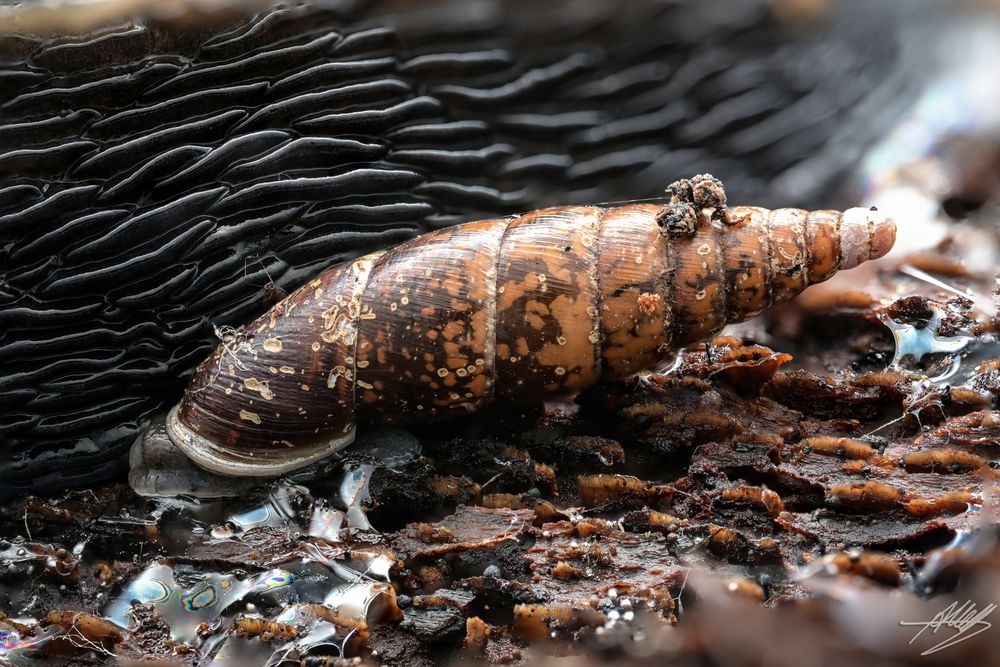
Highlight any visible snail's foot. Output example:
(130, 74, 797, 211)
(128, 413, 261, 498)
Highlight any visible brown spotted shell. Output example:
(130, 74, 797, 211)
(167, 199, 895, 475)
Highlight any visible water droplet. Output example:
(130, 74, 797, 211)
(885, 306, 972, 382)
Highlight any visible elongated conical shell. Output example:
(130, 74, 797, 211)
(169, 201, 895, 476)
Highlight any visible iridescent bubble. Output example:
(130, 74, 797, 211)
(0, 626, 58, 664)
(105, 564, 294, 644)
(0, 629, 22, 650)
(182, 583, 219, 611)
(309, 502, 345, 541)
(104, 563, 177, 629)
(254, 570, 293, 590)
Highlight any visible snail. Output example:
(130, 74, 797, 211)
(0, 0, 911, 497)
(139, 174, 895, 484)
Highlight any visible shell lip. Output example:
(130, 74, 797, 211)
(165, 403, 355, 477)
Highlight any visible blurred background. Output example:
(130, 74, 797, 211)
(0, 0, 998, 494)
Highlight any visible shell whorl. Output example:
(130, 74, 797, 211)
(168, 197, 895, 476)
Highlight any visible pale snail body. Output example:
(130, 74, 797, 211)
(164, 176, 896, 477)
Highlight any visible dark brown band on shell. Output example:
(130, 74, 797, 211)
(668, 218, 726, 345)
(721, 206, 769, 321)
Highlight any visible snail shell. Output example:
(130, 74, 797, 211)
(166, 176, 895, 476)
